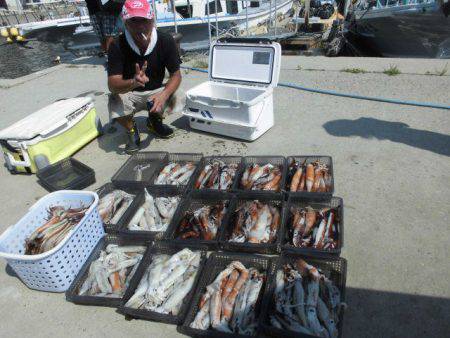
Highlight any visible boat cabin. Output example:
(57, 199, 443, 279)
(174, 0, 262, 18)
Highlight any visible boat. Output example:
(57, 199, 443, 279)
(159, 0, 294, 43)
(69, 0, 294, 51)
(0, 1, 91, 43)
(346, 0, 450, 58)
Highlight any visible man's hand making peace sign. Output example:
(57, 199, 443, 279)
(133, 61, 149, 88)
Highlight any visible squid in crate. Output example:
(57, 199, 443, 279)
(289, 206, 339, 251)
(154, 162, 196, 186)
(269, 259, 345, 338)
(287, 159, 332, 193)
(128, 188, 180, 232)
(190, 261, 265, 335)
(78, 245, 145, 297)
(125, 248, 201, 315)
(195, 159, 238, 190)
(228, 200, 281, 244)
(175, 202, 227, 240)
(98, 190, 134, 225)
(240, 163, 282, 191)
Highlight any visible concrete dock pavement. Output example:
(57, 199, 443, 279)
(0, 55, 449, 338)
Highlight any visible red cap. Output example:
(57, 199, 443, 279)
(122, 0, 155, 21)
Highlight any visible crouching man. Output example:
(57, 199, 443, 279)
(107, 0, 182, 153)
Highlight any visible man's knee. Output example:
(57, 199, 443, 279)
(108, 92, 134, 119)
(108, 93, 122, 112)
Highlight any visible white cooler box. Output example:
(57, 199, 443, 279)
(183, 39, 281, 141)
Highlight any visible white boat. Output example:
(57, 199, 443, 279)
(169, 0, 293, 44)
(7, 2, 91, 41)
(69, 0, 294, 51)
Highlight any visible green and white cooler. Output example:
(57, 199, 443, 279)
(0, 97, 102, 174)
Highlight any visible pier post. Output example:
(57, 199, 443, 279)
(170, 0, 178, 33)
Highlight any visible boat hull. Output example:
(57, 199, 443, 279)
(349, 2, 450, 58)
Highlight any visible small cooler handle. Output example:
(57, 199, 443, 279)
(1, 141, 31, 168)
(188, 95, 242, 109)
(40, 119, 68, 138)
(217, 37, 272, 44)
(4, 149, 31, 168)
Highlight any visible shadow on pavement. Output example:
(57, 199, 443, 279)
(5, 264, 17, 277)
(344, 287, 450, 337)
(97, 116, 155, 155)
(323, 117, 450, 156)
(170, 116, 190, 131)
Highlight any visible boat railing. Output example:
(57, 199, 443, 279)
(355, 0, 435, 11)
(375, 0, 434, 8)
(0, 0, 84, 27)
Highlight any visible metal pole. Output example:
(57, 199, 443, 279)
(214, 0, 218, 38)
(13, 10, 20, 24)
(245, 0, 248, 36)
(14, 0, 21, 13)
(343, 0, 349, 19)
(206, 0, 212, 45)
(269, 0, 272, 29)
(152, 0, 157, 21)
(273, 0, 277, 36)
(171, 0, 177, 33)
(304, 0, 310, 28)
(43, 4, 52, 20)
(294, 0, 300, 33)
(187, 0, 192, 17)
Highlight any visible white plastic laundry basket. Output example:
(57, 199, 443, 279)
(0, 190, 104, 292)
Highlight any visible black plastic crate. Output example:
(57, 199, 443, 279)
(280, 196, 344, 257)
(235, 156, 287, 196)
(111, 152, 168, 187)
(65, 234, 151, 308)
(37, 157, 95, 191)
(118, 241, 208, 324)
(179, 251, 276, 338)
(147, 153, 203, 192)
(95, 182, 142, 234)
(164, 192, 233, 250)
(118, 186, 185, 241)
(192, 156, 244, 193)
(260, 253, 347, 338)
(285, 156, 334, 199)
(219, 193, 285, 255)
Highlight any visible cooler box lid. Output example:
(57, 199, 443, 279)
(0, 97, 93, 141)
(209, 39, 281, 88)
